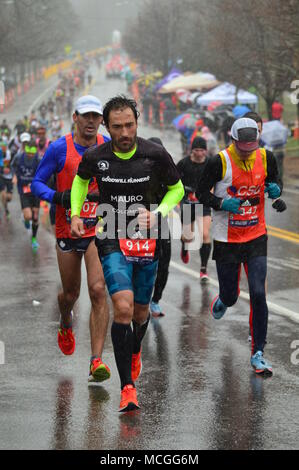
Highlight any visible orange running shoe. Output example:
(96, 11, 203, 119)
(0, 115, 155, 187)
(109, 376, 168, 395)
(88, 357, 111, 383)
(57, 327, 75, 355)
(119, 384, 140, 413)
(131, 350, 142, 382)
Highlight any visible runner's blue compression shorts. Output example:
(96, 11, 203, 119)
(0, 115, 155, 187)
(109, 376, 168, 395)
(100, 251, 158, 305)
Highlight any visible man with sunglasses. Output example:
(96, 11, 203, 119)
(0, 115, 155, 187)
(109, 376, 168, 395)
(31, 96, 111, 384)
(12, 139, 41, 249)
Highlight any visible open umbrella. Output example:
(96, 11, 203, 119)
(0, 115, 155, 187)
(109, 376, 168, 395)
(208, 101, 222, 111)
(154, 67, 182, 92)
(233, 104, 251, 118)
(183, 116, 198, 129)
(172, 113, 191, 130)
(261, 120, 288, 148)
(159, 72, 219, 93)
(176, 88, 192, 104)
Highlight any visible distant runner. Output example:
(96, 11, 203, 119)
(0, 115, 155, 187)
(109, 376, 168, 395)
(12, 139, 41, 249)
(177, 137, 212, 283)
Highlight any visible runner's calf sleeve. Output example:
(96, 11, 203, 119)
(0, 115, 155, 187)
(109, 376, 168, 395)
(111, 322, 134, 389)
(32, 217, 39, 237)
(200, 243, 211, 270)
(152, 251, 171, 303)
(132, 315, 150, 354)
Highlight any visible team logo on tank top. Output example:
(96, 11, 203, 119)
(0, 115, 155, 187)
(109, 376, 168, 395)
(97, 160, 109, 171)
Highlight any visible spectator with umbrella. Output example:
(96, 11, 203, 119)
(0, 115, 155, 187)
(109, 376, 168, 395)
(261, 119, 288, 183)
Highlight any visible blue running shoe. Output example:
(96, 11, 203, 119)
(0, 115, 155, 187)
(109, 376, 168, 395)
(211, 295, 227, 320)
(150, 301, 164, 317)
(250, 351, 273, 375)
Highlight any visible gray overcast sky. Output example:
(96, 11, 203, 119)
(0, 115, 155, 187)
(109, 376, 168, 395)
(70, 0, 144, 49)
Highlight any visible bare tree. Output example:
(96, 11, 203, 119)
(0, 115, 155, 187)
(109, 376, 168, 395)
(185, 0, 298, 118)
(123, 0, 197, 73)
(0, 0, 78, 81)
(122, 0, 299, 118)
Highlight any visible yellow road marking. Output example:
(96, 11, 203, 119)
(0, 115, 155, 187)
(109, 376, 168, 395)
(267, 225, 299, 241)
(170, 211, 299, 244)
(267, 230, 299, 245)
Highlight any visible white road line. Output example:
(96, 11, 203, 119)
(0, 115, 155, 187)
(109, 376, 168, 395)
(27, 72, 96, 118)
(282, 187, 299, 195)
(27, 82, 58, 115)
(170, 260, 299, 323)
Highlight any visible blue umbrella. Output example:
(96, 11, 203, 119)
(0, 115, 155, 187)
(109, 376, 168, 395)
(172, 113, 191, 130)
(233, 105, 251, 118)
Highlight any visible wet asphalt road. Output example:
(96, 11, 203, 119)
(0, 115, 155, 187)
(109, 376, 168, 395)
(0, 67, 299, 450)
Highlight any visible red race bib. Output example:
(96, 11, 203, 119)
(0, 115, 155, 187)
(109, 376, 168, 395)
(23, 185, 31, 194)
(80, 200, 97, 219)
(119, 238, 156, 259)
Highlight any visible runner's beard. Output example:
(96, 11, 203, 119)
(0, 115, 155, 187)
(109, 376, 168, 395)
(116, 134, 137, 152)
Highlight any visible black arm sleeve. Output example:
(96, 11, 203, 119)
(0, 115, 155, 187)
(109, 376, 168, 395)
(176, 158, 189, 188)
(159, 148, 181, 186)
(176, 159, 184, 176)
(265, 150, 283, 193)
(77, 148, 97, 180)
(196, 154, 224, 210)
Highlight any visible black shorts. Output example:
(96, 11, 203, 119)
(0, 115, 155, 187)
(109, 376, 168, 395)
(20, 193, 40, 209)
(0, 177, 13, 194)
(180, 203, 212, 224)
(57, 236, 95, 253)
(212, 234, 268, 263)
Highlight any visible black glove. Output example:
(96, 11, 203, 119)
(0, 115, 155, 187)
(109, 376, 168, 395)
(272, 198, 287, 213)
(52, 190, 71, 209)
(86, 192, 99, 202)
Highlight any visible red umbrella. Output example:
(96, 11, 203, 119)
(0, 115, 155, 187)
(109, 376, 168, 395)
(172, 113, 192, 130)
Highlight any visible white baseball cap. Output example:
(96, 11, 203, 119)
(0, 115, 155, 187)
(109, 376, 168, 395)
(20, 132, 31, 143)
(75, 95, 103, 115)
(231, 118, 259, 152)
